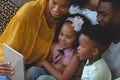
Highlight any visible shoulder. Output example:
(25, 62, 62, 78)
(82, 58, 111, 79)
(16, 0, 46, 20)
(90, 58, 110, 72)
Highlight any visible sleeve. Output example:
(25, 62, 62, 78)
(0, 3, 29, 61)
(0, 15, 25, 61)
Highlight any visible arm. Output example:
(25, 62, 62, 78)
(53, 63, 66, 72)
(41, 54, 80, 80)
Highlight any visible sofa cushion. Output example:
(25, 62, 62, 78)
(0, 0, 19, 35)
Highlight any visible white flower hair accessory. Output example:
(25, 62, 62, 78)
(66, 16, 84, 32)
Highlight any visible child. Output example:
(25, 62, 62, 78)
(77, 24, 115, 80)
(26, 13, 91, 80)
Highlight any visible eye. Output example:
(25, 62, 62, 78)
(102, 12, 107, 17)
(97, 11, 107, 17)
(66, 36, 72, 39)
(59, 32, 63, 36)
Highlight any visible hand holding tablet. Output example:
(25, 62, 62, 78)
(3, 43, 25, 80)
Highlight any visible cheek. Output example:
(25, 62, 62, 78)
(80, 49, 90, 58)
(78, 49, 87, 60)
(105, 15, 113, 23)
(68, 37, 76, 44)
(68, 40, 74, 46)
(48, 2, 55, 12)
(58, 35, 61, 41)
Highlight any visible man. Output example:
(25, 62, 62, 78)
(97, 0, 120, 79)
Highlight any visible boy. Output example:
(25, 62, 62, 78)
(77, 24, 115, 80)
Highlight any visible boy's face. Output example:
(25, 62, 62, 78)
(97, 2, 120, 27)
(58, 22, 76, 49)
(77, 34, 96, 60)
(48, 0, 70, 19)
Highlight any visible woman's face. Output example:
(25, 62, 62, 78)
(58, 22, 76, 49)
(48, 0, 70, 19)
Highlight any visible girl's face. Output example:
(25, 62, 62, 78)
(77, 34, 96, 60)
(48, 0, 70, 19)
(58, 22, 76, 49)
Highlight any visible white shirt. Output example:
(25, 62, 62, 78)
(81, 58, 111, 80)
(69, 6, 98, 25)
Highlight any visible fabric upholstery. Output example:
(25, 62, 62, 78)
(0, 0, 19, 35)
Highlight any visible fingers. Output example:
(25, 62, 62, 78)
(0, 62, 10, 66)
(0, 69, 14, 76)
(0, 62, 14, 76)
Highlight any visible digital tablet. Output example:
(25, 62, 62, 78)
(3, 43, 25, 80)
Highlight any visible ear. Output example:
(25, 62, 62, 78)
(92, 48, 99, 56)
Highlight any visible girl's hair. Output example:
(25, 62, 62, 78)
(72, 0, 89, 8)
(53, 13, 91, 49)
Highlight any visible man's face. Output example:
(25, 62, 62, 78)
(97, 2, 119, 27)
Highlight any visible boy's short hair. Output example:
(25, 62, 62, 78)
(80, 24, 115, 53)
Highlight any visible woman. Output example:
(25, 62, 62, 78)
(0, 0, 77, 79)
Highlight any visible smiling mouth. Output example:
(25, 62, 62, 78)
(60, 44, 65, 47)
(53, 12, 60, 16)
(53, 14, 59, 17)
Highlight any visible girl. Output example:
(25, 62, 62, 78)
(26, 13, 91, 80)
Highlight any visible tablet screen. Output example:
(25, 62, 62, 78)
(3, 43, 25, 80)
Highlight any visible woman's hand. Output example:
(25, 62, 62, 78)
(0, 62, 14, 76)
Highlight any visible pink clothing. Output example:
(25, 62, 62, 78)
(51, 43, 86, 77)
(75, 60, 86, 77)
(51, 43, 74, 66)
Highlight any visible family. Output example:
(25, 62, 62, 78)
(0, 0, 120, 80)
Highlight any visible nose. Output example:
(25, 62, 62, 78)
(61, 36, 65, 41)
(77, 46, 80, 51)
(54, 5, 60, 12)
(97, 14, 102, 23)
